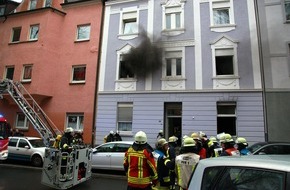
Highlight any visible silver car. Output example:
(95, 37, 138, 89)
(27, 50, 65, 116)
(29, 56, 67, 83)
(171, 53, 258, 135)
(188, 155, 290, 190)
(8, 136, 46, 167)
(91, 141, 133, 171)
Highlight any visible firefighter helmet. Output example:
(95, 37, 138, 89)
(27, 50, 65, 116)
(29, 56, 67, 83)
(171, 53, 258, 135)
(135, 131, 147, 144)
(168, 136, 178, 143)
(219, 133, 234, 143)
(157, 138, 168, 147)
(183, 137, 195, 147)
(235, 137, 248, 146)
(191, 132, 199, 140)
(65, 127, 74, 133)
(209, 136, 217, 143)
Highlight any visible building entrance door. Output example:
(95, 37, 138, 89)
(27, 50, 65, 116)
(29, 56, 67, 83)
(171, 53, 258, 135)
(165, 103, 182, 146)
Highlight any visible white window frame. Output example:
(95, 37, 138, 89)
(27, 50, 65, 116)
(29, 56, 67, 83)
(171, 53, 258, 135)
(211, 36, 239, 89)
(161, 0, 185, 36)
(66, 114, 84, 132)
(5, 66, 14, 80)
(21, 65, 33, 82)
(76, 24, 91, 41)
(209, 0, 236, 32)
(29, 24, 39, 41)
(16, 113, 29, 129)
(71, 65, 86, 84)
(28, 0, 37, 10)
(115, 44, 136, 91)
(161, 47, 186, 90)
(11, 27, 21, 42)
(217, 102, 237, 136)
(117, 102, 133, 135)
(118, 7, 139, 40)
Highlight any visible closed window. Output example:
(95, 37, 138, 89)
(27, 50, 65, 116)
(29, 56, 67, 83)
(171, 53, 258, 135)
(76, 24, 90, 41)
(5, 66, 14, 80)
(165, 51, 182, 77)
(165, 7, 181, 30)
(285, 0, 290, 21)
(0, 7, 5, 16)
(217, 102, 236, 135)
(18, 139, 29, 148)
(12, 27, 21, 42)
(44, 0, 52, 7)
(72, 65, 86, 83)
(29, 25, 39, 40)
(8, 138, 18, 147)
(117, 103, 133, 132)
(66, 114, 84, 131)
(202, 167, 285, 190)
(213, 8, 230, 25)
(29, 0, 37, 10)
(121, 11, 138, 35)
(22, 65, 32, 81)
(16, 113, 29, 129)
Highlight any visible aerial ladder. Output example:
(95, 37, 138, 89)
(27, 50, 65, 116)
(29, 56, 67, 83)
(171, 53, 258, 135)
(0, 79, 92, 189)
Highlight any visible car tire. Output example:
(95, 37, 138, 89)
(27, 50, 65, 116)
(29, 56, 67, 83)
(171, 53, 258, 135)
(31, 155, 43, 167)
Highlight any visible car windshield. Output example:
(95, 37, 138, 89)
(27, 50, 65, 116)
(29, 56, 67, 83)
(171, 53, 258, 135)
(29, 139, 45, 148)
(248, 143, 266, 153)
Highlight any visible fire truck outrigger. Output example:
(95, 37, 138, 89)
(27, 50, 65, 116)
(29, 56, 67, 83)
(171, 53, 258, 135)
(0, 79, 92, 189)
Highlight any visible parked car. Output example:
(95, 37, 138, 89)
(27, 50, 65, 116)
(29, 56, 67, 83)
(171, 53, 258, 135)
(7, 136, 46, 167)
(91, 141, 133, 171)
(248, 142, 290, 155)
(187, 155, 290, 190)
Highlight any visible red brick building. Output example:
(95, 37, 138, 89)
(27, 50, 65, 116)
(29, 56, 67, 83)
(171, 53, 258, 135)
(0, 0, 104, 145)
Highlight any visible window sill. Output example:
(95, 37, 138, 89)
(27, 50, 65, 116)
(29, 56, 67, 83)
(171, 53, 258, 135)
(162, 28, 185, 36)
(119, 131, 134, 137)
(210, 24, 236, 32)
(74, 39, 90, 43)
(212, 75, 240, 79)
(70, 81, 86, 85)
(118, 33, 138, 40)
(21, 80, 32, 83)
(9, 39, 38, 45)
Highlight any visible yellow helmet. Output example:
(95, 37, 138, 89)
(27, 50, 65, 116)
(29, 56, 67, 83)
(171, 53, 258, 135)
(158, 138, 168, 147)
(209, 136, 217, 143)
(235, 137, 248, 146)
(219, 133, 234, 143)
(191, 132, 199, 140)
(183, 137, 195, 147)
(168, 136, 178, 143)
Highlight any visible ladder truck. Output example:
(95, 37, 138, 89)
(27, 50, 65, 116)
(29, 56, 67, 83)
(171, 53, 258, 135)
(0, 79, 92, 189)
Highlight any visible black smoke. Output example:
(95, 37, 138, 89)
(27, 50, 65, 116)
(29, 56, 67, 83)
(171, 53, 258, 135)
(122, 31, 163, 78)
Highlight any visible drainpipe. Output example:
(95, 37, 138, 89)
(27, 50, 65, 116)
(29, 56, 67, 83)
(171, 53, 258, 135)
(92, 0, 106, 147)
(254, 0, 268, 141)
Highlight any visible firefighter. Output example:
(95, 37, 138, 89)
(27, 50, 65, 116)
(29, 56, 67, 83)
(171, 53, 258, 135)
(59, 127, 74, 181)
(53, 134, 62, 149)
(168, 136, 179, 190)
(106, 130, 115, 142)
(123, 131, 158, 190)
(219, 133, 240, 156)
(235, 137, 250, 155)
(153, 138, 175, 190)
(175, 137, 200, 190)
(209, 136, 223, 157)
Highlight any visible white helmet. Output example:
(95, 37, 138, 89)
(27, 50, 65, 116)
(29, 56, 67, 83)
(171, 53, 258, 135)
(65, 127, 74, 133)
(135, 131, 147, 144)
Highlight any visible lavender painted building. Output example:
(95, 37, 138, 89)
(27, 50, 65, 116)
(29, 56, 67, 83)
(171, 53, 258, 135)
(96, 0, 264, 146)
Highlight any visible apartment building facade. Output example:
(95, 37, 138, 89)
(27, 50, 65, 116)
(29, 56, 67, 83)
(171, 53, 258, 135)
(95, 0, 264, 146)
(0, 0, 104, 145)
(255, 0, 290, 142)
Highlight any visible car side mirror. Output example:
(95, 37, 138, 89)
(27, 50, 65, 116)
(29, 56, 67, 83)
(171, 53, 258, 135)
(24, 145, 30, 149)
(258, 152, 266, 155)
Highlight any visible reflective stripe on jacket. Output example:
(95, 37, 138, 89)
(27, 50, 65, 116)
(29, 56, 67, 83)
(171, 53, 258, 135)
(124, 146, 158, 188)
(175, 153, 200, 189)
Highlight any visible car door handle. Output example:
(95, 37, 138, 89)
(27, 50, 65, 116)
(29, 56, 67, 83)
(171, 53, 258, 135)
(106, 155, 111, 157)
